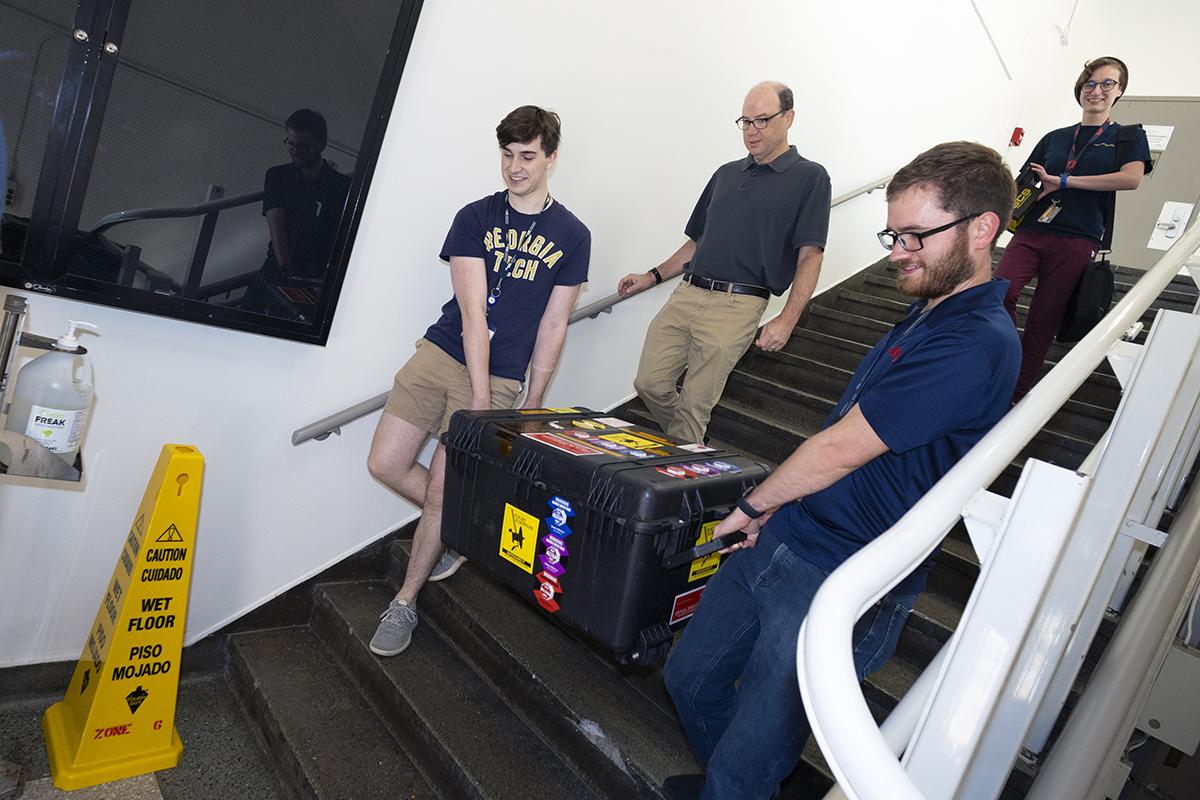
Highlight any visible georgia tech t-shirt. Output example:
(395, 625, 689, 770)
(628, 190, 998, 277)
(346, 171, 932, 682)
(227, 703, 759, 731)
(424, 191, 591, 381)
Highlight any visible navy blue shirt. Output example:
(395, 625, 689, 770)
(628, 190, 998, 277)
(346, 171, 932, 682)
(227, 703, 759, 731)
(769, 279, 1020, 595)
(684, 146, 831, 295)
(262, 160, 352, 278)
(1018, 123, 1152, 244)
(425, 192, 590, 382)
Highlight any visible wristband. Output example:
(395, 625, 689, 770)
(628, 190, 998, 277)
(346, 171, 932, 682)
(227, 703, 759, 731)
(1060, 173, 1068, 191)
(649, 267, 663, 285)
(736, 496, 765, 520)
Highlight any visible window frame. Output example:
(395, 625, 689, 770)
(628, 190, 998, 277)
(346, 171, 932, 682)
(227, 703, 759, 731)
(1, 0, 425, 345)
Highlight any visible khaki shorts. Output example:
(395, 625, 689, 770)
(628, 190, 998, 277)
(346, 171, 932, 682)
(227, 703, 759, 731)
(383, 338, 524, 436)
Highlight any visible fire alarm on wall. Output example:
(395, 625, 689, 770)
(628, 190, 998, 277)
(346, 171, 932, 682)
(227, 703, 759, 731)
(1009, 127, 1025, 147)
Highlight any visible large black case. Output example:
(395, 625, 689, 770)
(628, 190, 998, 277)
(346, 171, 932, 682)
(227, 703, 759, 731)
(440, 408, 770, 663)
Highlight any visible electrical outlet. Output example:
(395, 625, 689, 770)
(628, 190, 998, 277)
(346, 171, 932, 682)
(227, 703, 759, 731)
(4, 180, 15, 209)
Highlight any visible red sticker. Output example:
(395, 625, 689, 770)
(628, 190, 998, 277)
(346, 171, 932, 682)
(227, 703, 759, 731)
(670, 586, 706, 624)
(524, 432, 603, 457)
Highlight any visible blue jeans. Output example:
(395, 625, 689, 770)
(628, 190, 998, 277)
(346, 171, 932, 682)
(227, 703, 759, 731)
(663, 527, 916, 800)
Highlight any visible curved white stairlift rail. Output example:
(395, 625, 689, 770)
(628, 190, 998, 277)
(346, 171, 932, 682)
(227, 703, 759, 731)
(798, 220, 1200, 800)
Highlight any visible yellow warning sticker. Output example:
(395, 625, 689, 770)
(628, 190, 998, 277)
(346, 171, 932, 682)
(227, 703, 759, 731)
(500, 502, 539, 574)
(600, 432, 665, 450)
(689, 521, 722, 582)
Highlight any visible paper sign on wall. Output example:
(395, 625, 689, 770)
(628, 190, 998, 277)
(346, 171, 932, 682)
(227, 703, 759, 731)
(1143, 125, 1174, 152)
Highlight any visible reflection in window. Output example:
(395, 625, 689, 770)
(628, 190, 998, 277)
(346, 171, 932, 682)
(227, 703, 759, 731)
(64, 0, 398, 318)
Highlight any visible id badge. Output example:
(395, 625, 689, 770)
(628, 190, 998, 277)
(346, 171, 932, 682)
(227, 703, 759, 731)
(1038, 201, 1062, 224)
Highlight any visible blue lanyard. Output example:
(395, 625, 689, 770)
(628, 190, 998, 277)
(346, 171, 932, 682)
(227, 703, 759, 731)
(488, 193, 552, 315)
(831, 304, 933, 423)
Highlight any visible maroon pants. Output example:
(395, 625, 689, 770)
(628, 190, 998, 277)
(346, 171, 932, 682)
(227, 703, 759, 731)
(994, 229, 1097, 400)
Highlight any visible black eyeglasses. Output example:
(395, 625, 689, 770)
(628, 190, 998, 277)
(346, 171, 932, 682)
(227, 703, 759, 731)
(283, 138, 319, 151)
(877, 213, 980, 252)
(1082, 79, 1119, 93)
(735, 110, 787, 131)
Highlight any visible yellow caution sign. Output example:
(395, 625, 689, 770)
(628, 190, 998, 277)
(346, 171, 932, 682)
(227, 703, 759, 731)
(689, 521, 722, 582)
(42, 444, 204, 790)
(499, 502, 539, 573)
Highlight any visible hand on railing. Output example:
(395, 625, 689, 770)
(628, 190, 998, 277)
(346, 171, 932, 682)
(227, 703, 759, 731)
(617, 271, 657, 298)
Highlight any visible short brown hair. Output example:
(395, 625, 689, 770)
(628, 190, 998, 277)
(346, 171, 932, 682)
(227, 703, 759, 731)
(1074, 56, 1128, 106)
(496, 106, 561, 155)
(887, 142, 1015, 246)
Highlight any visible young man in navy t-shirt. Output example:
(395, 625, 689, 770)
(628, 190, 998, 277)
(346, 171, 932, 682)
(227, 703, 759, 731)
(367, 106, 590, 658)
(662, 142, 1021, 800)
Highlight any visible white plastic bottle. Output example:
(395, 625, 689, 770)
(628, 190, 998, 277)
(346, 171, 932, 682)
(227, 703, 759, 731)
(4, 320, 99, 463)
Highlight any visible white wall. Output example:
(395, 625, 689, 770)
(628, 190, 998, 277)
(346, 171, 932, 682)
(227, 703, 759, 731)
(2, 0, 1197, 666)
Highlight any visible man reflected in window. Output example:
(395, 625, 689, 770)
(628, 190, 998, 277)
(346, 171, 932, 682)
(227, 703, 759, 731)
(242, 108, 351, 316)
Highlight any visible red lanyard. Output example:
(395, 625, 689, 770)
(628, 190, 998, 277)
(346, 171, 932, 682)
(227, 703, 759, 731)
(1066, 119, 1110, 174)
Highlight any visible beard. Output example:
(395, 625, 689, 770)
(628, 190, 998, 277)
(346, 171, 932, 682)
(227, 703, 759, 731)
(895, 230, 974, 300)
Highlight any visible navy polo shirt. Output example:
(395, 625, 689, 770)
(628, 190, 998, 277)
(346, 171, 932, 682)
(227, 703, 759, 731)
(684, 146, 831, 295)
(1018, 122, 1151, 244)
(769, 279, 1021, 595)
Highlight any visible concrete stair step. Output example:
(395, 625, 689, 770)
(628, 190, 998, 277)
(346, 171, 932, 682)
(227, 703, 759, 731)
(383, 538, 918, 799)
(738, 348, 1115, 444)
(386, 540, 693, 799)
(226, 625, 435, 800)
(311, 581, 601, 800)
(862, 272, 1197, 315)
(721, 369, 1095, 469)
(805, 303, 1124, 410)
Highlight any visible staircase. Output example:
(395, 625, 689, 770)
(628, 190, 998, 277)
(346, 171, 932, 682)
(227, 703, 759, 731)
(224, 255, 1197, 799)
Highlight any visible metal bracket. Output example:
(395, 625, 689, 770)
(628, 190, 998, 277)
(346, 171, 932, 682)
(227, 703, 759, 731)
(1120, 519, 1168, 548)
(1107, 339, 1144, 390)
(313, 427, 342, 442)
(961, 489, 1011, 562)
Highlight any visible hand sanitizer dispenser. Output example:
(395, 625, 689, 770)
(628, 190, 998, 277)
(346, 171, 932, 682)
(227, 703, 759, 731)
(3, 320, 98, 463)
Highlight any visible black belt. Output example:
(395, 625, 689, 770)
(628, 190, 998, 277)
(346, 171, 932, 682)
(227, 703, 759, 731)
(684, 273, 770, 299)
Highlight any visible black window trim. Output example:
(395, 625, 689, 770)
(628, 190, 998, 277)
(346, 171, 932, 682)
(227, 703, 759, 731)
(1, 0, 426, 346)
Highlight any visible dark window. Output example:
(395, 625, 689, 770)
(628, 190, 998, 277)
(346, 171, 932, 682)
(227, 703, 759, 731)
(0, 0, 424, 344)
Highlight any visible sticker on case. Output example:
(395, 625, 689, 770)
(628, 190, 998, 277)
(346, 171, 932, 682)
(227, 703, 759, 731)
(688, 521, 722, 582)
(499, 503, 539, 574)
(670, 586, 706, 624)
(593, 416, 634, 428)
(524, 432, 604, 456)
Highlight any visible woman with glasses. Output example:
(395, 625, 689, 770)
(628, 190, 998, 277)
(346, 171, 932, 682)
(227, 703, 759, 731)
(994, 56, 1152, 401)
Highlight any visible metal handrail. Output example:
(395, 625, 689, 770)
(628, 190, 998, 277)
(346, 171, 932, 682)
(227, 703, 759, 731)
(291, 172, 895, 445)
(1027, 485, 1200, 799)
(797, 221, 1200, 800)
(91, 190, 264, 235)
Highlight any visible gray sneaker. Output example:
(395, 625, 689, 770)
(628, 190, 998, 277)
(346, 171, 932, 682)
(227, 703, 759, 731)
(428, 548, 466, 582)
(369, 599, 418, 657)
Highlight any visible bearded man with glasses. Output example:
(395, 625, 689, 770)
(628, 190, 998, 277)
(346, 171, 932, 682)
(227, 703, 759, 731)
(661, 142, 1020, 800)
(617, 81, 831, 444)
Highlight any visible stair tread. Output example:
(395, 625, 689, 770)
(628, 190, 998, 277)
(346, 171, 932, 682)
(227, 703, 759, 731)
(313, 580, 600, 800)
(227, 625, 435, 799)
(387, 539, 698, 797)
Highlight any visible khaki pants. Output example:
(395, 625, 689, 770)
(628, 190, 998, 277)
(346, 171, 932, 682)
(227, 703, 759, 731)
(384, 339, 524, 436)
(634, 281, 767, 443)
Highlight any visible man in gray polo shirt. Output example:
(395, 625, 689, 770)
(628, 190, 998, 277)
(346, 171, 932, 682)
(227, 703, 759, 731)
(618, 81, 831, 444)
